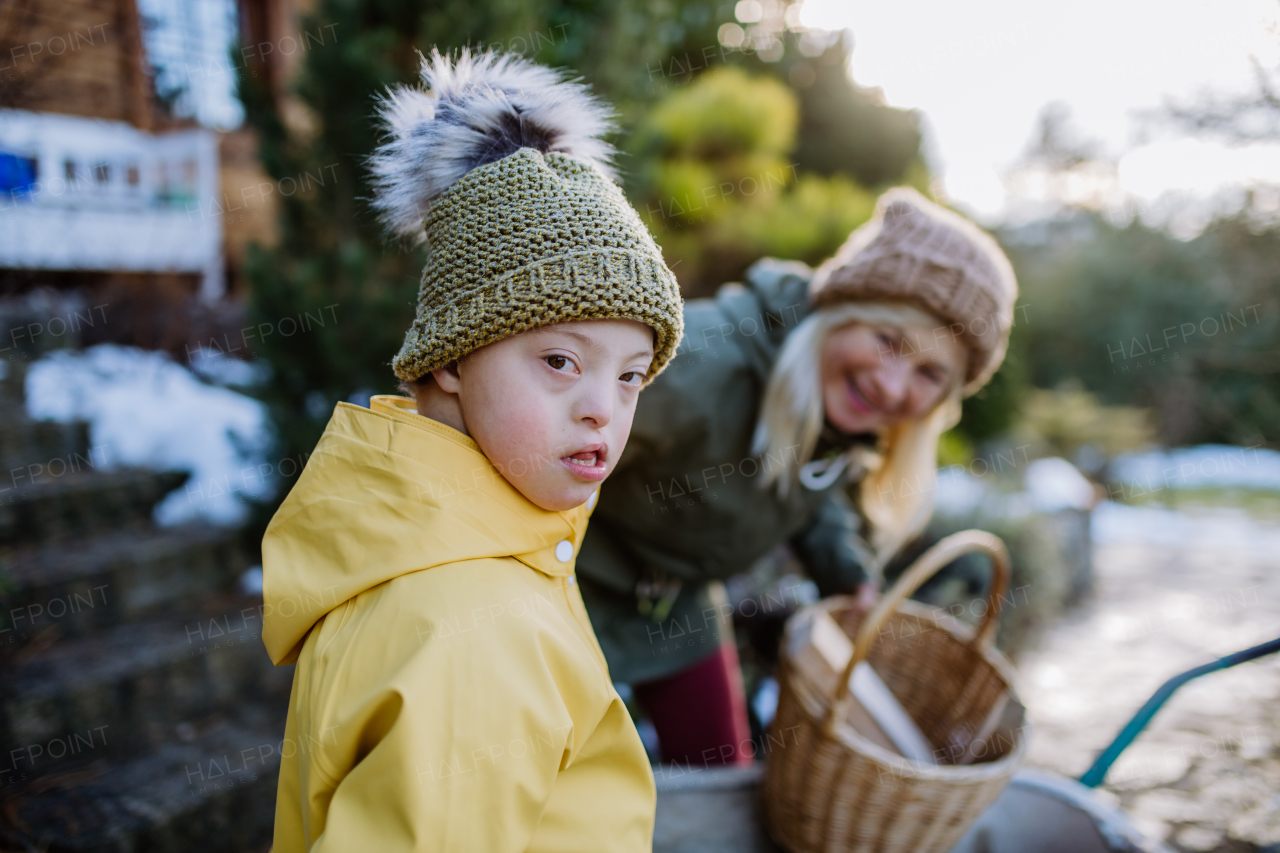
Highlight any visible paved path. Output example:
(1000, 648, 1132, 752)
(1016, 503, 1280, 852)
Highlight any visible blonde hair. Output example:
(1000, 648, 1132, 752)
(751, 302, 963, 573)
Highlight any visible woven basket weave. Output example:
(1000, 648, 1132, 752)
(762, 530, 1027, 853)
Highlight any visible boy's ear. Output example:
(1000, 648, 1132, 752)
(431, 361, 462, 394)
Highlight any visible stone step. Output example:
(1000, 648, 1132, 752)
(0, 525, 248, 642)
(0, 416, 93, 478)
(0, 312, 45, 408)
(0, 468, 189, 550)
(0, 712, 283, 852)
(3, 599, 293, 769)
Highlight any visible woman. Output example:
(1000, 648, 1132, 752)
(576, 187, 1018, 767)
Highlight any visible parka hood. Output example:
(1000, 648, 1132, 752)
(261, 395, 592, 665)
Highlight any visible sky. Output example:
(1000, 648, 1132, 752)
(798, 0, 1280, 228)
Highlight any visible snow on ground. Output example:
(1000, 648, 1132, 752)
(1024, 457, 1096, 512)
(934, 466, 989, 517)
(934, 456, 1094, 520)
(187, 347, 272, 389)
(1097, 445, 1280, 550)
(1112, 445, 1280, 492)
(1091, 499, 1280, 553)
(24, 344, 272, 526)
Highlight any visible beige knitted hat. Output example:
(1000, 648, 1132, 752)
(810, 187, 1017, 395)
(369, 49, 684, 382)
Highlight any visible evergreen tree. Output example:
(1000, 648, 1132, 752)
(1006, 210, 1280, 447)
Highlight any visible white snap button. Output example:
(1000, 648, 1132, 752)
(555, 540, 574, 562)
(568, 576, 577, 585)
(587, 491, 598, 511)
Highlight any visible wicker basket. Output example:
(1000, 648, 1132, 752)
(762, 530, 1028, 853)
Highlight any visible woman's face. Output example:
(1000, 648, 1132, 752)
(820, 318, 967, 434)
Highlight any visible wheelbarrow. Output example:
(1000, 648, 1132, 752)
(650, 632, 1280, 852)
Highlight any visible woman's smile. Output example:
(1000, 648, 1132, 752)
(845, 375, 875, 415)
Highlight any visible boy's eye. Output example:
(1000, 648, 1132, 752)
(546, 356, 568, 370)
(620, 371, 642, 385)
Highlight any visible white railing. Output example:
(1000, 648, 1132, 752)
(0, 108, 223, 300)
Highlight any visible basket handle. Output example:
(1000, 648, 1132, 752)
(823, 530, 1012, 733)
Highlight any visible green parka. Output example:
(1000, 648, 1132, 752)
(577, 259, 874, 684)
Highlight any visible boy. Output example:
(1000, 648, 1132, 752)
(261, 50, 683, 852)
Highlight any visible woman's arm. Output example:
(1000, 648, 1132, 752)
(788, 490, 875, 598)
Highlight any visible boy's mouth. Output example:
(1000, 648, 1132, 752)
(561, 445, 608, 482)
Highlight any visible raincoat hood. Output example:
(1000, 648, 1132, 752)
(262, 394, 591, 665)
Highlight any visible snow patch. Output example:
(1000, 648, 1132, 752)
(188, 348, 271, 389)
(1090, 500, 1190, 547)
(1091, 500, 1280, 553)
(1112, 445, 1280, 492)
(753, 676, 780, 728)
(934, 467, 987, 517)
(238, 565, 264, 595)
(1025, 457, 1096, 512)
(25, 344, 272, 526)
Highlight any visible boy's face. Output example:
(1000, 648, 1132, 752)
(441, 319, 655, 512)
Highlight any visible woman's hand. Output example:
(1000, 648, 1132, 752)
(838, 581, 879, 636)
(851, 581, 878, 614)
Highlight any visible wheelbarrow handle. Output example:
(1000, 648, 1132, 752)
(1079, 635, 1280, 788)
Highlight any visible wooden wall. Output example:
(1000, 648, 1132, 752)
(0, 0, 152, 129)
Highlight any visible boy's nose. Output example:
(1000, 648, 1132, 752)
(574, 379, 614, 428)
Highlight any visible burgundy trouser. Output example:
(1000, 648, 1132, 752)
(632, 642, 754, 767)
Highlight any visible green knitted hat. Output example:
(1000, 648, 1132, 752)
(369, 49, 684, 382)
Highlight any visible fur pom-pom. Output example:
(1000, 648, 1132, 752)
(368, 49, 617, 240)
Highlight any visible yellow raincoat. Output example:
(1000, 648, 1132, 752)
(262, 395, 655, 852)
